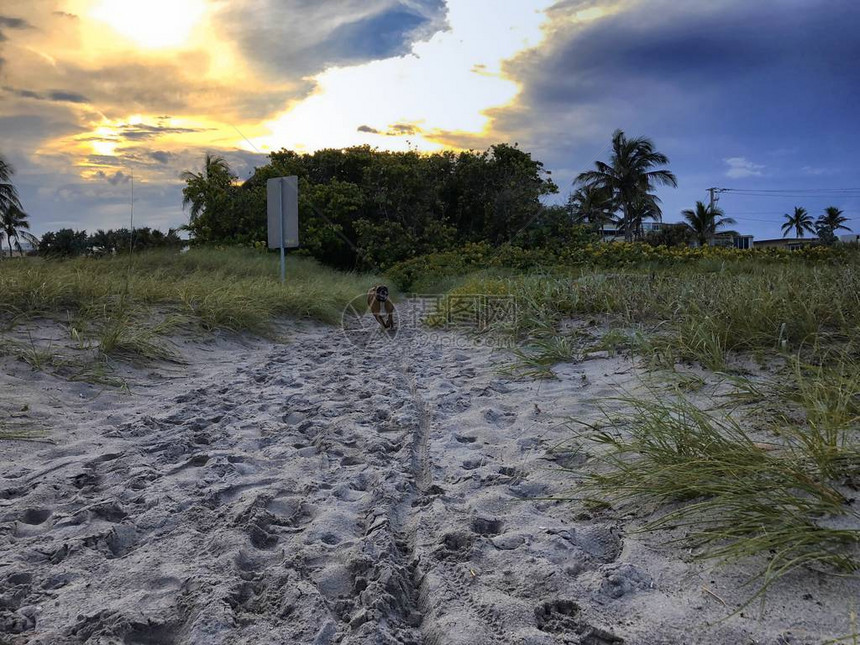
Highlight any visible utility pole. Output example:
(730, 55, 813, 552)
(707, 187, 720, 212)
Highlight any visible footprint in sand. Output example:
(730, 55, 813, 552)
(483, 407, 517, 428)
(19, 508, 52, 525)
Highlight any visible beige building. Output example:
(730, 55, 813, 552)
(753, 237, 817, 250)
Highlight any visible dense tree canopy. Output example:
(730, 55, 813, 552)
(181, 144, 559, 269)
(39, 228, 182, 257)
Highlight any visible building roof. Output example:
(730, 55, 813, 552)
(753, 237, 817, 244)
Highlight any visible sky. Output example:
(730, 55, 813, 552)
(1, 0, 859, 240)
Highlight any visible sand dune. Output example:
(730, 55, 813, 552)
(1, 307, 857, 644)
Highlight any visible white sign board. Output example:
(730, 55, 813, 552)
(267, 176, 299, 249)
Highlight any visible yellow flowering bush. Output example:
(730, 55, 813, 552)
(387, 241, 858, 291)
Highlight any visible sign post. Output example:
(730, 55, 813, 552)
(267, 176, 299, 283)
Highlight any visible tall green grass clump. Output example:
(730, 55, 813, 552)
(0, 248, 378, 364)
(1, 248, 376, 327)
(574, 393, 860, 596)
(440, 261, 860, 367)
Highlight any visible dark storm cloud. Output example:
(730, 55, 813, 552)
(72, 124, 210, 145)
(48, 91, 89, 103)
(387, 123, 420, 135)
(0, 15, 32, 30)
(116, 123, 209, 141)
(496, 0, 860, 148)
(218, 0, 447, 80)
(472, 0, 860, 239)
(519, 0, 860, 111)
(148, 151, 173, 164)
(3, 87, 40, 99)
(357, 122, 421, 136)
(3, 86, 90, 103)
(0, 113, 86, 148)
(0, 14, 32, 42)
(326, 5, 430, 59)
(94, 170, 131, 185)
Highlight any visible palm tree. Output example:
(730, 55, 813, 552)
(180, 153, 234, 222)
(816, 206, 851, 235)
(0, 203, 38, 257)
(681, 201, 737, 246)
(781, 207, 815, 238)
(0, 153, 22, 222)
(0, 152, 33, 257)
(568, 184, 614, 231)
(575, 130, 677, 241)
(626, 192, 663, 239)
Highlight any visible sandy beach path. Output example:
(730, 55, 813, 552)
(2, 308, 857, 644)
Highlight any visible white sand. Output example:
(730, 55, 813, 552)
(1, 306, 857, 644)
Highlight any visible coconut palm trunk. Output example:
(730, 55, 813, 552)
(621, 203, 632, 242)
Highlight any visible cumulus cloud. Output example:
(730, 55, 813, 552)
(94, 170, 131, 185)
(216, 0, 447, 80)
(724, 157, 765, 179)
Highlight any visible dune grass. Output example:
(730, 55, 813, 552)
(571, 391, 859, 600)
(426, 258, 860, 595)
(0, 423, 47, 442)
(437, 261, 860, 364)
(0, 248, 378, 368)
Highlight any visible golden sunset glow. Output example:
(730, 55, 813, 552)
(8, 0, 567, 184)
(89, 0, 207, 49)
(573, 6, 615, 23)
(251, 0, 556, 153)
(89, 127, 118, 157)
(2, 0, 606, 220)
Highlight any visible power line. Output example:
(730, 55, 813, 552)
(720, 186, 860, 191)
(701, 187, 858, 231)
(716, 210, 860, 223)
(728, 215, 860, 224)
(718, 188, 860, 197)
